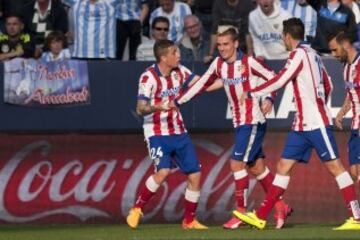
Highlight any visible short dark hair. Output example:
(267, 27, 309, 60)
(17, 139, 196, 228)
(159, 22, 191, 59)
(44, 31, 68, 51)
(5, 13, 24, 24)
(151, 16, 170, 29)
(332, 31, 354, 44)
(283, 18, 304, 40)
(153, 39, 175, 63)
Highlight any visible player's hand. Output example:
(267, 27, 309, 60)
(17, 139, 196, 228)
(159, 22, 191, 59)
(261, 99, 273, 115)
(154, 100, 173, 111)
(335, 111, 344, 130)
(240, 92, 248, 105)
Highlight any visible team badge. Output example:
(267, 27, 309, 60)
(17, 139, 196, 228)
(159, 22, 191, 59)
(1, 44, 9, 53)
(173, 73, 179, 81)
(273, 24, 279, 29)
(139, 83, 147, 94)
(237, 64, 245, 74)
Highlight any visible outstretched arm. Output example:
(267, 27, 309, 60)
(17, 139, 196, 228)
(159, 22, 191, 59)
(250, 50, 303, 98)
(176, 59, 220, 105)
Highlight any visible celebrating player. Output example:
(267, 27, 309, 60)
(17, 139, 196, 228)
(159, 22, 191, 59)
(175, 25, 292, 229)
(329, 32, 360, 190)
(126, 40, 208, 230)
(234, 18, 360, 230)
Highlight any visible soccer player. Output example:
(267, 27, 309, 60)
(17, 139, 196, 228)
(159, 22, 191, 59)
(234, 18, 360, 230)
(329, 31, 360, 190)
(126, 39, 208, 230)
(175, 25, 292, 229)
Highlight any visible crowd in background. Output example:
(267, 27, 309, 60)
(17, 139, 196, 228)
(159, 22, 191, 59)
(0, 0, 359, 62)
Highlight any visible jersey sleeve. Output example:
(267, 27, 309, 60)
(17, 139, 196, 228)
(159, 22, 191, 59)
(137, 73, 153, 101)
(250, 49, 304, 98)
(322, 67, 333, 102)
(176, 58, 220, 105)
(249, 57, 277, 100)
(178, 65, 197, 89)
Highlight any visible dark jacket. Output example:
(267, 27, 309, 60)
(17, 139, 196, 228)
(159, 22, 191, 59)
(179, 31, 210, 62)
(21, 0, 68, 45)
(307, 0, 357, 53)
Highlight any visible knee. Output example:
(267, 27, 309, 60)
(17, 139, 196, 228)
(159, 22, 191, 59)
(248, 160, 265, 176)
(154, 169, 171, 183)
(276, 159, 292, 176)
(187, 172, 201, 190)
(230, 159, 246, 172)
(325, 159, 345, 177)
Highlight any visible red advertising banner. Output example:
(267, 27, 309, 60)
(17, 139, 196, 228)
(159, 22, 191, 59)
(0, 132, 355, 224)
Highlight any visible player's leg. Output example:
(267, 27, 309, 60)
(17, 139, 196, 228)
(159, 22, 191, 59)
(223, 124, 257, 229)
(173, 133, 207, 229)
(248, 158, 293, 229)
(126, 136, 172, 228)
(348, 130, 360, 186)
(310, 127, 360, 230)
(234, 130, 311, 229)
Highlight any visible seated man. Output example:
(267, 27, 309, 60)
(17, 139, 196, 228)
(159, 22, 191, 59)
(0, 14, 35, 61)
(136, 16, 169, 61)
(179, 15, 210, 62)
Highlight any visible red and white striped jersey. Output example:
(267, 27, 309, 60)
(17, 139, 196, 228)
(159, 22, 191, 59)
(343, 54, 360, 130)
(177, 52, 275, 127)
(249, 42, 333, 131)
(137, 64, 195, 139)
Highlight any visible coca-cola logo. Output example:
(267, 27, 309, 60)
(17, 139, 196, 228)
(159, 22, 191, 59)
(0, 137, 256, 223)
(0, 140, 116, 222)
(0, 134, 348, 223)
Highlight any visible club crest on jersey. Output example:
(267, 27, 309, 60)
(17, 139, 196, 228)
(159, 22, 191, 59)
(273, 24, 279, 29)
(237, 64, 245, 74)
(139, 83, 147, 93)
(172, 72, 179, 81)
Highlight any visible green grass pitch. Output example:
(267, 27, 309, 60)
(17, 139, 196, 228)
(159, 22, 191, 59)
(0, 224, 358, 240)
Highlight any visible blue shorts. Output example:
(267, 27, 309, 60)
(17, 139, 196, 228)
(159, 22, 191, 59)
(147, 133, 201, 174)
(348, 130, 360, 166)
(232, 123, 266, 163)
(282, 127, 339, 163)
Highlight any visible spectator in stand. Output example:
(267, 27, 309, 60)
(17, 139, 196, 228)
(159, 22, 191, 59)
(248, 0, 292, 59)
(179, 15, 210, 62)
(62, 0, 121, 60)
(205, 0, 255, 64)
(137, 16, 169, 61)
(281, 0, 317, 42)
(22, 0, 68, 57)
(342, 0, 360, 23)
(307, 0, 357, 54)
(341, 0, 360, 45)
(192, 0, 214, 34)
(41, 30, 70, 61)
(149, 0, 192, 43)
(0, 0, 33, 34)
(116, 0, 149, 60)
(0, 14, 35, 61)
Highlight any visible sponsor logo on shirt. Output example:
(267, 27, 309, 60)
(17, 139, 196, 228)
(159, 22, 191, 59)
(259, 33, 282, 42)
(160, 86, 181, 97)
(222, 76, 248, 85)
